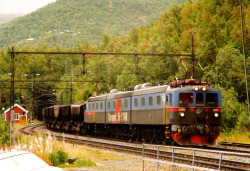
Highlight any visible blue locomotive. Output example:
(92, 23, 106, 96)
(44, 79, 221, 146)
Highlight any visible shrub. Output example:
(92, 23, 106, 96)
(0, 115, 10, 148)
(49, 148, 69, 166)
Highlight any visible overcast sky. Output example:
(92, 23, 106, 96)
(0, 0, 56, 14)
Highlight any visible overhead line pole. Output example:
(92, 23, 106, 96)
(8, 50, 194, 130)
(9, 47, 15, 146)
(190, 31, 196, 79)
(70, 65, 73, 104)
(239, 0, 250, 120)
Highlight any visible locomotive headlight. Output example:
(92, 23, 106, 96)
(180, 112, 185, 117)
(202, 87, 206, 91)
(214, 113, 219, 117)
(194, 87, 198, 91)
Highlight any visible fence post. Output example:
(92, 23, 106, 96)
(157, 146, 159, 171)
(142, 144, 145, 171)
(192, 150, 195, 171)
(219, 153, 223, 170)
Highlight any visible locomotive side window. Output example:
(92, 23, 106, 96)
(119, 100, 122, 109)
(157, 96, 161, 105)
(179, 93, 193, 104)
(149, 96, 153, 106)
(108, 101, 110, 109)
(125, 99, 128, 108)
(169, 94, 172, 105)
(206, 93, 218, 106)
(134, 98, 138, 107)
(141, 97, 145, 107)
(96, 103, 99, 109)
(113, 101, 116, 108)
(196, 93, 204, 104)
(92, 103, 95, 109)
(88, 104, 91, 110)
(101, 102, 103, 110)
(166, 95, 168, 102)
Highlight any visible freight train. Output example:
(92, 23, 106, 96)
(43, 79, 221, 146)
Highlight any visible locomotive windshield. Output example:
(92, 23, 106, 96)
(206, 93, 218, 106)
(196, 93, 204, 105)
(179, 93, 193, 104)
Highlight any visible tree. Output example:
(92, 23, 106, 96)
(204, 46, 246, 102)
(0, 116, 10, 148)
(215, 85, 249, 131)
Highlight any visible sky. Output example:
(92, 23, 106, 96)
(0, 0, 56, 14)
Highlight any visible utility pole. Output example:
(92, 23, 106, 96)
(190, 31, 196, 79)
(96, 67, 99, 93)
(82, 54, 86, 75)
(134, 54, 139, 75)
(65, 60, 68, 76)
(70, 65, 73, 104)
(10, 47, 15, 146)
(239, 0, 250, 119)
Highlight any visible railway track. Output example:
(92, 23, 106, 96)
(219, 141, 250, 148)
(21, 124, 250, 171)
(20, 123, 45, 135)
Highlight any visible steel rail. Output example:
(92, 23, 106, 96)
(219, 141, 250, 148)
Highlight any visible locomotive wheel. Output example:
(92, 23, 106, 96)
(170, 137, 176, 146)
(105, 129, 109, 138)
(162, 138, 167, 145)
(154, 131, 161, 144)
(135, 129, 141, 142)
(142, 131, 150, 143)
(150, 130, 155, 143)
(128, 128, 134, 142)
(120, 133, 124, 140)
(115, 134, 119, 139)
(142, 131, 146, 143)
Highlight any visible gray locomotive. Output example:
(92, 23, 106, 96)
(43, 79, 221, 146)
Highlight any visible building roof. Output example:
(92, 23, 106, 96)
(4, 104, 29, 114)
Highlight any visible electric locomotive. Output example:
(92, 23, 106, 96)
(167, 79, 221, 145)
(43, 79, 221, 146)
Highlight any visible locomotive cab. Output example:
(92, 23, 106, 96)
(169, 84, 221, 145)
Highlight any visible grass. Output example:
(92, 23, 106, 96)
(1, 132, 96, 169)
(52, 142, 96, 168)
(218, 129, 250, 143)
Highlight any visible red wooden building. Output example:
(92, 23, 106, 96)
(4, 104, 29, 124)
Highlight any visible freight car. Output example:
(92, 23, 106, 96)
(43, 79, 221, 146)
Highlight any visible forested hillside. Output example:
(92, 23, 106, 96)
(0, 0, 249, 131)
(0, 0, 183, 47)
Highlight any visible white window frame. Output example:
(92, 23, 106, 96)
(14, 113, 19, 120)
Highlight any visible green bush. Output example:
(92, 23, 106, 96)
(49, 148, 69, 166)
(214, 85, 249, 131)
(0, 115, 10, 148)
